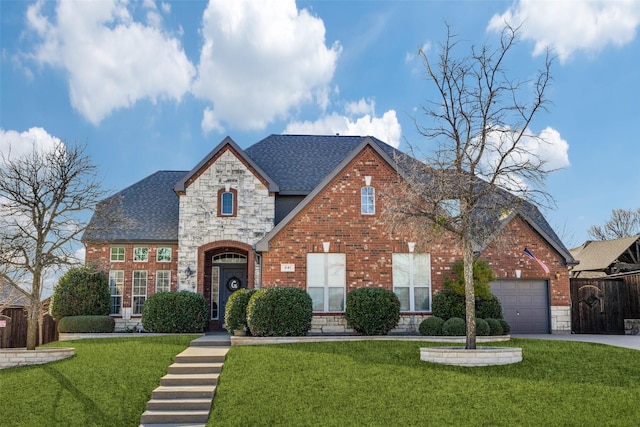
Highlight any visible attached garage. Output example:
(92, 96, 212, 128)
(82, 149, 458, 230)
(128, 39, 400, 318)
(491, 280, 550, 334)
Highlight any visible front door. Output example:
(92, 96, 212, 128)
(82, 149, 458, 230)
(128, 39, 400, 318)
(209, 252, 248, 330)
(218, 266, 247, 325)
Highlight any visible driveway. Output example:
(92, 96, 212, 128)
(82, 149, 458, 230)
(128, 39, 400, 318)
(512, 334, 640, 350)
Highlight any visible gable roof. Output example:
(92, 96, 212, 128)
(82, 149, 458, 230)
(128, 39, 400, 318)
(570, 234, 640, 272)
(245, 134, 397, 195)
(82, 170, 186, 242)
(174, 136, 279, 194)
(255, 136, 397, 251)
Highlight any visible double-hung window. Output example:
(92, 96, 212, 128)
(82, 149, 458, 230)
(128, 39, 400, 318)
(393, 253, 431, 311)
(156, 270, 171, 293)
(132, 270, 148, 315)
(109, 270, 124, 315)
(361, 186, 375, 215)
(307, 253, 346, 312)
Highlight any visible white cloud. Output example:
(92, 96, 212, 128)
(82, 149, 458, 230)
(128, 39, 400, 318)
(284, 99, 402, 148)
(26, 0, 195, 124)
(193, 0, 341, 132)
(488, 0, 640, 63)
(0, 127, 63, 160)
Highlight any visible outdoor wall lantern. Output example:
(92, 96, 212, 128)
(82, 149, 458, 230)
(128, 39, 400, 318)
(185, 266, 193, 277)
(515, 269, 522, 279)
(555, 272, 561, 280)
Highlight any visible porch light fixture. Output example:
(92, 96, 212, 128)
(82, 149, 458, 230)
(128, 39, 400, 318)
(322, 241, 330, 253)
(515, 269, 522, 279)
(555, 272, 561, 280)
(364, 175, 372, 186)
(185, 266, 193, 277)
(408, 242, 416, 253)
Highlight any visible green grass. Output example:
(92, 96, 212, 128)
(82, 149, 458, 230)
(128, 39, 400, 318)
(0, 335, 196, 427)
(2, 337, 639, 426)
(209, 339, 640, 426)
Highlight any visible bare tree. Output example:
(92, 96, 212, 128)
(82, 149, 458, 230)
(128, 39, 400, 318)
(0, 143, 108, 350)
(587, 208, 640, 240)
(385, 24, 555, 349)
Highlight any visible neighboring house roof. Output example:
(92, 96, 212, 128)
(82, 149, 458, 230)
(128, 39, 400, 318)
(82, 170, 186, 242)
(570, 234, 640, 274)
(0, 283, 29, 308)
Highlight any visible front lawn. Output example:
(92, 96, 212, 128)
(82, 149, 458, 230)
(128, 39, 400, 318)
(0, 335, 196, 426)
(210, 339, 640, 426)
(1, 337, 638, 426)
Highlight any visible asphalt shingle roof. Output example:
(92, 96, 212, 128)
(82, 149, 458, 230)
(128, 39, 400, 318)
(570, 234, 640, 272)
(244, 134, 397, 194)
(82, 135, 573, 264)
(82, 170, 186, 242)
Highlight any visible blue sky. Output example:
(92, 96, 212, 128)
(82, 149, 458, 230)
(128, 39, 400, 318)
(2, 0, 640, 250)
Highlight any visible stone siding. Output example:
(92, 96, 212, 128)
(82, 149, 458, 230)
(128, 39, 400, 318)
(177, 146, 275, 290)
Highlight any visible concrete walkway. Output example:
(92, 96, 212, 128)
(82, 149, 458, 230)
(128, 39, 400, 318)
(512, 334, 640, 350)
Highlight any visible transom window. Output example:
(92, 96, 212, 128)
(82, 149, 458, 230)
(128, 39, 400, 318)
(156, 270, 171, 293)
(132, 270, 148, 315)
(393, 253, 431, 312)
(109, 270, 124, 315)
(212, 253, 247, 263)
(361, 186, 375, 215)
(134, 247, 149, 262)
(110, 247, 125, 262)
(157, 247, 172, 262)
(307, 253, 346, 312)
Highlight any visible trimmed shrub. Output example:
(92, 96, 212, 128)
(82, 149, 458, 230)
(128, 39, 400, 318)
(476, 297, 503, 320)
(224, 288, 256, 333)
(142, 291, 208, 333)
(499, 319, 511, 335)
(442, 317, 466, 336)
(51, 266, 110, 320)
(345, 288, 400, 335)
(419, 316, 445, 336)
(432, 290, 465, 320)
(476, 318, 490, 336)
(58, 315, 115, 333)
(485, 318, 504, 336)
(247, 287, 313, 337)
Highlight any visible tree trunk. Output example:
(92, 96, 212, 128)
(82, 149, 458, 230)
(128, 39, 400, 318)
(463, 236, 476, 349)
(26, 300, 41, 350)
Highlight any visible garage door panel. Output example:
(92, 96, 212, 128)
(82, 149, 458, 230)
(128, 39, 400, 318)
(490, 280, 550, 334)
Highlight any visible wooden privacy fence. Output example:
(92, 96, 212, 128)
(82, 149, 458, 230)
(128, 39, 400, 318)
(0, 308, 57, 348)
(570, 274, 640, 334)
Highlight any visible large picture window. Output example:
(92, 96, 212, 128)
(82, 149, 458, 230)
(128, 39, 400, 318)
(109, 270, 124, 315)
(393, 253, 431, 312)
(132, 270, 148, 315)
(307, 253, 346, 312)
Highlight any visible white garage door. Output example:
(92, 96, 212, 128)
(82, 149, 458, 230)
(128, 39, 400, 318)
(490, 280, 550, 334)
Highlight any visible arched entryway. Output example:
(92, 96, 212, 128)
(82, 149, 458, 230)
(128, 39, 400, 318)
(198, 241, 254, 331)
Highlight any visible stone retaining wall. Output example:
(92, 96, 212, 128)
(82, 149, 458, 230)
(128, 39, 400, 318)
(624, 319, 640, 335)
(0, 348, 75, 369)
(420, 346, 522, 367)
